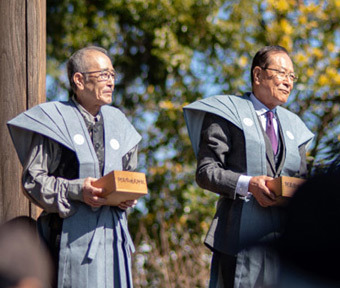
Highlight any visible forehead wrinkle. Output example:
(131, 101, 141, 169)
(268, 55, 294, 73)
(83, 50, 113, 71)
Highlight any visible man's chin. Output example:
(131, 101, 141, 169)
(281, 97, 289, 105)
(276, 95, 289, 106)
(101, 96, 113, 105)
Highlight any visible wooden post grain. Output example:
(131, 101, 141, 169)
(0, 0, 46, 223)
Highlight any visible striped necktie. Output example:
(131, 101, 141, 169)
(266, 111, 278, 154)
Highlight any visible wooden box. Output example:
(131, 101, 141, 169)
(93, 170, 148, 206)
(267, 176, 306, 198)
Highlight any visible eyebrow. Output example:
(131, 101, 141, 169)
(271, 66, 295, 73)
(97, 69, 116, 74)
(99, 68, 114, 72)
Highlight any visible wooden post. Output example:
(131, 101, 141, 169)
(0, 0, 46, 223)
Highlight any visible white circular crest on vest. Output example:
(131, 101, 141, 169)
(286, 131, 295, 140)
(73, 134, 85, 145)
(110, 139, 120, 150)
(243, 118, 254, 127)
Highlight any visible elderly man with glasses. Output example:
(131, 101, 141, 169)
(184, 45, 314, 287)
(8, 46, 141, 288)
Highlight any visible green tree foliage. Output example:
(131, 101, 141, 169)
(46, 0, 340, 286)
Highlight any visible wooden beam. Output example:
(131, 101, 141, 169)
(0, 0, 46, 223)
(26, 0, 46, 219)
(27, 0, 46, 108)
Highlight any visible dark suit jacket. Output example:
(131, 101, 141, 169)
(196, 112, 308, 255)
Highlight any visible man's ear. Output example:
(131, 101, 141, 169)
(73, 72, 85, 90)
(253, 66, 262, 85)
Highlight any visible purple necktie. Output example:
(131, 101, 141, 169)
(266, 111, 278, 154)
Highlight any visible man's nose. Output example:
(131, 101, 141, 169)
(282, 75, 293, 88)
(107, 75, 114, 85)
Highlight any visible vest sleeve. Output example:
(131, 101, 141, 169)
(22, 133, 84, 218)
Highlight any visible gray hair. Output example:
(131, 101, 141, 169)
(67, 46, 109, 93)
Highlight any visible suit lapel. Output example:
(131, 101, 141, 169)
(275, 121, 286, 176)
(263, 129, 276, 176)
(255, 115, 276, 176)
(263, 121, 286, 177)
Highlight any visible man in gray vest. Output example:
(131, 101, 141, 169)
(183, 46, 314, 287)
(7, 46, 141, 288)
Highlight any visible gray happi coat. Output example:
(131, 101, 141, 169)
(183, 94, 314, 286)
(7, 100, 141, 288)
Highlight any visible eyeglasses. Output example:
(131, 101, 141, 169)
(80, 69, 116, 82)
(261, 67, 298, 83)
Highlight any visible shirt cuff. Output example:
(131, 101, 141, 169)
(236, 175, 252, 196)
(67, 179, 85, 201)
